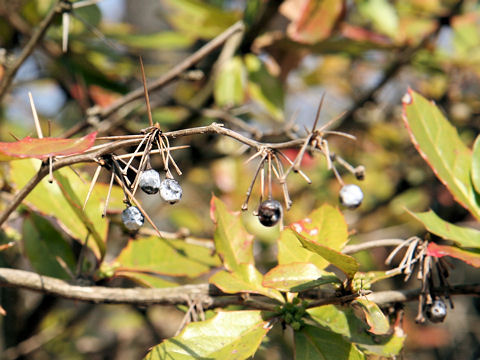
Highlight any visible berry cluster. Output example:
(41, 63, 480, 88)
(274, 298, 307, 331)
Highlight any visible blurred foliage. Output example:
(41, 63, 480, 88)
(0, 0, 480, 359)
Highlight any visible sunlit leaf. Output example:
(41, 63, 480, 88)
(472, 135, 480, 194)
(286, 0, 344, 44)
(10, 160, 123, 258)
(294, 325, 365, 360)
(263, 262, 340, 292)
(115, 236, 220, 278)
(22, 212, 76, 280)
(402, 89, 480, 220)
(308, 305, 405, 356)
(214, 56, 246, 107)
(210, 264, 284, 303)
(409, 209, 480, 249)
(351, 299, 390, 335)
(427, 242, 480, 268)
(210, 196, 254, 272)
(144, 311, 270, 360)
(0, 132, 96, 161)
(245, 54, 284, 121)
(291, 231, 359, 278)
(358, 0, 399, 38)
(111, 31, 194, 50)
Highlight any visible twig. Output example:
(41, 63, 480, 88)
(342, 239, 405, 255)
(0, 0, 64, 101)
(0, 268, 478, 308)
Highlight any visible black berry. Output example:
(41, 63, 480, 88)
(339, 184, 363, 209)
(122, 206, 144, 231)
(426, 299, 447, 323)
(258, 199, 282, 227)
(160, 178, 182, 204)
(139, 169, 161, 194)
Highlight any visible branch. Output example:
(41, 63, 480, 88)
(1, 268, 479, 309)
(0, 0, 64, 102)
(0, 123, 306, 226)
(93, 21, 245, 120)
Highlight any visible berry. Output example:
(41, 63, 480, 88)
(160, 178, 183, 204)
(426, 299, 447, 323)
(121, 206, 144, 231)
(258, 199, 282, 227)
(339, 184, 363, 209)
(139, 169, 161, 194)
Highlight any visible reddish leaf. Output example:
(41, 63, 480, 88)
(427, 242, 480, 267)
(0, 132, 97, 161)
(284, 0, 344, 44)
(340, 23, 391, 45)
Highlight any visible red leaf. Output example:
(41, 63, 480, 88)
(340, 23, 391, 45)
(427, 242, 480, 267)
(0, 132, 97, 161)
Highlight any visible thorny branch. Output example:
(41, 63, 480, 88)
(0, 268, 478, 309)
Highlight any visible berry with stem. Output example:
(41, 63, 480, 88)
(160, 178, 183, 204)
(339, 184, 363, 209)
(139, 169, 161, 194)
(122, 205, 144, 231)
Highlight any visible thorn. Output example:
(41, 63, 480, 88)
(28, 92, 43, 138)
(139, 56, 154, 127)
(312, 93, 326, 132)
(9, 132, 20, 141)
(83, 165, 102, 210)
(62, 12, 70, 53)
(48, 156, 53, 183)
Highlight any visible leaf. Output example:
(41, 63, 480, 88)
(351, 299, 390, 335)
(10, 160, 116, 258)
(290, 204, 349, 250)
(115, 236, 220, 278)
(263, 262, 340, 292)
(210, 264, 284, 303)
(409, 209, 480, 249)
(402, 89, 480, 220)
(278, 228, 331, 269)
(285, 0, 344, 44)
(472, 135, 480, 194)
(294, 325, 365, 360)
(111, 31, 194, 50)
(22, 212, 76, 280)
(210, 196, 254, 272)
(245, 54, 284, 121)
(144, 311, 270, 360)
(291, 231, 359, 278)
(308, 305, 405, 357)
(353, 271, 398, 289)
(0, 132, 96, 161)
(427, 242, 480, 268)
(214, 56, 246, 107)
(358, 0, 399, 38)
(114, 271, 178, 288)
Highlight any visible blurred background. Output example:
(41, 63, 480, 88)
(1, 0, 480, 359)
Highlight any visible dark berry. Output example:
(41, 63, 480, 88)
(160, 178, 182, 204)
(426, 299, 447, 323)
(258, 199, 282, 227)
(122, 206, 144, 231)
(339, 184, 363, 209)
(139, 169, 161, 194)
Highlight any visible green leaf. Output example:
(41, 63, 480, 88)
(472, 135, 480, 194)
(115, 271, 178, 288)
(163, 0, 240, 39)
(10, 160, 120, 258)
(308, 305, 405, 357)
(291, 231, 359, 278)
(22, 212, 75, 280)
(409, 209, 480, 249)
(210, 196, 254, 272)
(402, 89, 480, 220)
(290, 204, 349, 250)
(214, 56, 246, 107)
(358, 0, 399, 38)
(278, 228, 330, 269)
(111, 31, 194, 50)
(263, 263, 340, 292)
(351, 299, 390, 335)
(210, 264, 284, 303)
(427, 242, 480, 268)
(245, 54, 284, 121)
(353, 271, 399, 290)
(294, 325, 365, 360)
(115, 236, 220, 277)
(144, 311, 270, 360)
